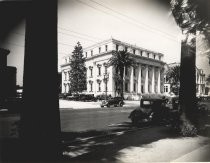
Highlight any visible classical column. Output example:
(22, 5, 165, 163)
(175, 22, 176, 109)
(157, 67, 161, 93)
(145, 65, 148, 93)
(137, 64, 141, 94)
(151, 66, 155, 93)
(130, 66, 134, 93)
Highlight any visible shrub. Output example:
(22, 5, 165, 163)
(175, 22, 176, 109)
(180, 122, 198, 137)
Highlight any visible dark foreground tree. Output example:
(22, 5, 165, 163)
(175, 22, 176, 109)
(166, 65, 180, 95)
(108, 50, 135, 98)
(170, 0, 209, 136)
(20, 0, 61, 161)
(69, 42, 87, 94)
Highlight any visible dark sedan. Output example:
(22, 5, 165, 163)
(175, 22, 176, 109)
(101, 97, 124, 108)
(128, 98, 177, 125)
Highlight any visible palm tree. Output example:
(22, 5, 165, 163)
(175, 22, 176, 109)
(170, 0, 209, 136)
(108, 50, 135, 99)
(166, 65, 180, 95)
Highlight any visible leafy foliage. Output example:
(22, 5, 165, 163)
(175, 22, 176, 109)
(170, 0, 208, 34)
(108, 50, 135, 98)
(69, 42, 87, 94)
(166, 65, 180, 95)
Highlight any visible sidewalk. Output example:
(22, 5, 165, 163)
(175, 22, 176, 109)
(62, 126, 210, 162)
(59, 99, 140, 109)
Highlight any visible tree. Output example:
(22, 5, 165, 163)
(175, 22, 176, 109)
(166, 65, 180, 95)
(69, 42, 87, 94)
(170, 0, 209, 136)
(108, 50, 135, 98)
(20, 1, 61, 161)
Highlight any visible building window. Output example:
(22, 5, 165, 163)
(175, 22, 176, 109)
(159, 56, 161, 60)
(133, 68, 136, 77)
(133, 49, 135, 54)
(98, 82, 101, 92)
(154, 54, 156, 59)
(68, 71, 71, 81)
(125, 82, 129, 92)
(116, 44, 119, 51)
(97, 64, 102, 76)
(98, 66, 101, 76)
(140, 51, 143, 56)
(90, 69, 93, 77)
(105, 45, 108, 51)
(141, 85, 144, 93)
(164, 86, 168, 93)
(125, 47, 128, 52)
(64, 83, 67, 93)
(99, 47, 101, 53)
(147, 53, 149, 58)
(133, 83, 136, 92)
(90, 83, 93, 92)
(125, 67, 128, 76)
(85, 52, 87, 58)
(141, 69, 143, 77)
(91, 50, 93, 56)
(64, 72, 67, 81)
(105, 66, 108, 74)
(68, 83, 71, 93)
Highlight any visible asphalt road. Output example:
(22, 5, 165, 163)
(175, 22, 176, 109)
(60, 107, 135, 132)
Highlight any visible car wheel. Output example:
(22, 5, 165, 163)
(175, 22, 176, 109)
(119, 101, 123, 107)
(101, 106, 104, 108)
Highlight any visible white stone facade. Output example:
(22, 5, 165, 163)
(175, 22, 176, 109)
(61, 38, 165, 100)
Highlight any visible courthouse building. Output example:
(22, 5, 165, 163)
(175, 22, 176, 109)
(61, 38, 165, 100)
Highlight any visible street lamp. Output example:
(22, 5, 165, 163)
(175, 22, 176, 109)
(104, 73, 109, 101)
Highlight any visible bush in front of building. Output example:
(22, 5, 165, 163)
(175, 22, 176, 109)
(142, 93, 165, 99)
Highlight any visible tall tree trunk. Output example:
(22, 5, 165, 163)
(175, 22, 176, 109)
(20, 1, 61, 161)
(179, 32, 197, 136)
(120, 67, 124, 99)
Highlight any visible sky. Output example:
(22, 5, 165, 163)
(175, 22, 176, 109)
(1, 0, 193, 86)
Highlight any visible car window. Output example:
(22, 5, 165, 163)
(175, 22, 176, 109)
(142, 101, 151, 105)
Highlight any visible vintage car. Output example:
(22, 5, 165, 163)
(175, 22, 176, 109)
(101, 97, 124, 107)
(128, 97, 179, 125)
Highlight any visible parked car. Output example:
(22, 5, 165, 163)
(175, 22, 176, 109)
(80, 94, 97, 102)
(59, 93, 71, 99)
(96, 94, 112, 101)
(128, 97, 179, 125)
(101, 97, 124, 107)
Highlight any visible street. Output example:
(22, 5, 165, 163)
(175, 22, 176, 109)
(1, 100, 210, 162)
(60, 107, 135, 132)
